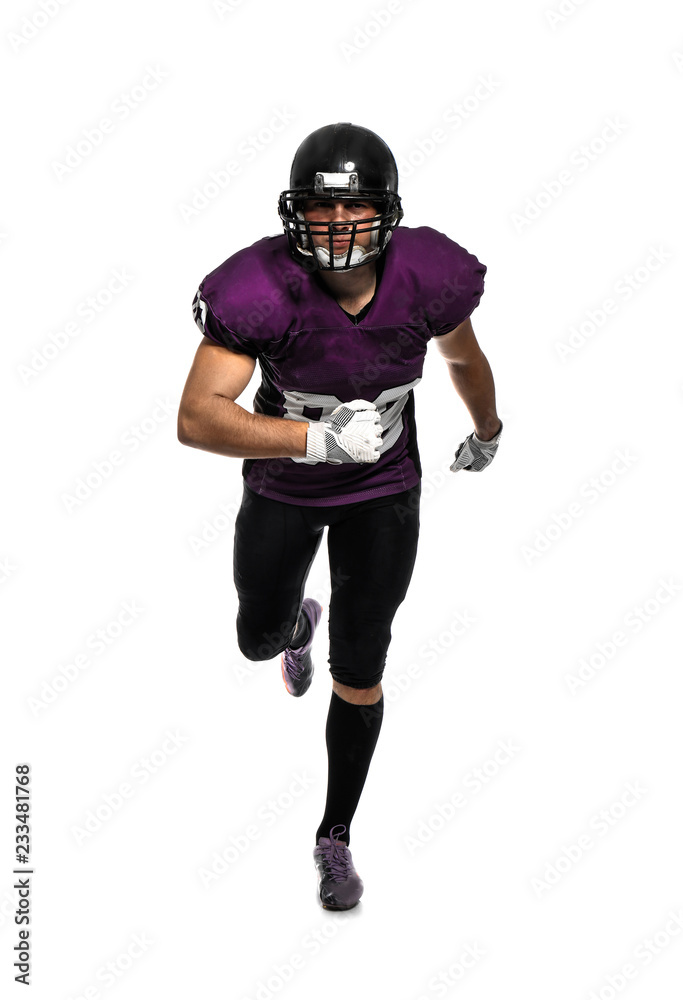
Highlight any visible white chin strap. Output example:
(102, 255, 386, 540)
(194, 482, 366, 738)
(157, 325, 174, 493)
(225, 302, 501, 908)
(313, 243, 375, 268)
(295, 208, 381, 269)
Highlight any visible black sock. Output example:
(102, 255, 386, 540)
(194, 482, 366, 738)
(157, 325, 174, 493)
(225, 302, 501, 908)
(289, 609, 310, 649)
(315, 690, 384, 848)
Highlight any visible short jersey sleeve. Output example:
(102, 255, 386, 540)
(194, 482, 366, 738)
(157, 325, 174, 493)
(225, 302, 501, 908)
(410, 227, 487, 337)
(191, 238, 292, 358)
(429, 258, 486, 335)
(191, 287, 258, 358)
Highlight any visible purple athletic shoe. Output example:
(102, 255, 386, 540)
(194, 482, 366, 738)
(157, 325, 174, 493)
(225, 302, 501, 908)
(281, 599, 322, 697)
(313, 824, 364, 910)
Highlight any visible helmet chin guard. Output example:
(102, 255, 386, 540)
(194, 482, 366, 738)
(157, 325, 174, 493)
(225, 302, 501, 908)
(279, 123, 403, 272)
(304, 241, 377, 270)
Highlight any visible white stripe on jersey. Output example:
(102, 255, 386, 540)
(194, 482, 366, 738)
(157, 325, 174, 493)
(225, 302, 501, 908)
(284, 378, 421, 465)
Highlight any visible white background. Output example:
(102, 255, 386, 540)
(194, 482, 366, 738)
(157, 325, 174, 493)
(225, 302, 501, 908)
(3, 0, 683, 997)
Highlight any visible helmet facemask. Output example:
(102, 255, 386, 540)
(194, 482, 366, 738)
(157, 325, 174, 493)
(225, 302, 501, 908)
(279, 125, 404, 272)
(283, 187, 398, 272)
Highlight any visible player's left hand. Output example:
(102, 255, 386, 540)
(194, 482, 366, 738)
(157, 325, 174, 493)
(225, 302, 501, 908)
(450, 421, 503, 473)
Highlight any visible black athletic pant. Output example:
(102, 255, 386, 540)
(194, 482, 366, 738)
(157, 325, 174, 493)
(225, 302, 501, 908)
(233, 481, 421, 689)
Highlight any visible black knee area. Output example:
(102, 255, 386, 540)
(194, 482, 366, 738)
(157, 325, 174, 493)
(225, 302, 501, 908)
(236, 615, 297, 661)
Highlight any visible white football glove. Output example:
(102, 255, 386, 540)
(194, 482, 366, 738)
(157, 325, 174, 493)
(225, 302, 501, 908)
(306, 400, 382, 464)
(450, 421, 503, 473)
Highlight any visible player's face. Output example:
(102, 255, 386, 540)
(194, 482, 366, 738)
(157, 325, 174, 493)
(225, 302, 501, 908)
(302, 199, 378, 255)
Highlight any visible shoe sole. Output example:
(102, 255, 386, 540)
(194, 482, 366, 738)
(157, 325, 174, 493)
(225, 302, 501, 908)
(320, 898, 361, 911)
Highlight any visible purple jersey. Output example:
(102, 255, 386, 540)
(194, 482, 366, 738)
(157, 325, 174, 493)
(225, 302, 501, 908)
(192, 226, 486, 506)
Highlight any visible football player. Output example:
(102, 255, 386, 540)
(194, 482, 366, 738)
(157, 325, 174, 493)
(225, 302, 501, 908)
(179, 122, 502, 910)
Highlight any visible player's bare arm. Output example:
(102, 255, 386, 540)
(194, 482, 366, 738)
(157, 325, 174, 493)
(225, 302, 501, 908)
(433, 316, 502, 442)
(178, 337, 381, 464)
(177, 337, 308, 458)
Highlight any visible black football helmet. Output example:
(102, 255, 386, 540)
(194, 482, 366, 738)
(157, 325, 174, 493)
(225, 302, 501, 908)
(278, 122, 403, 272)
